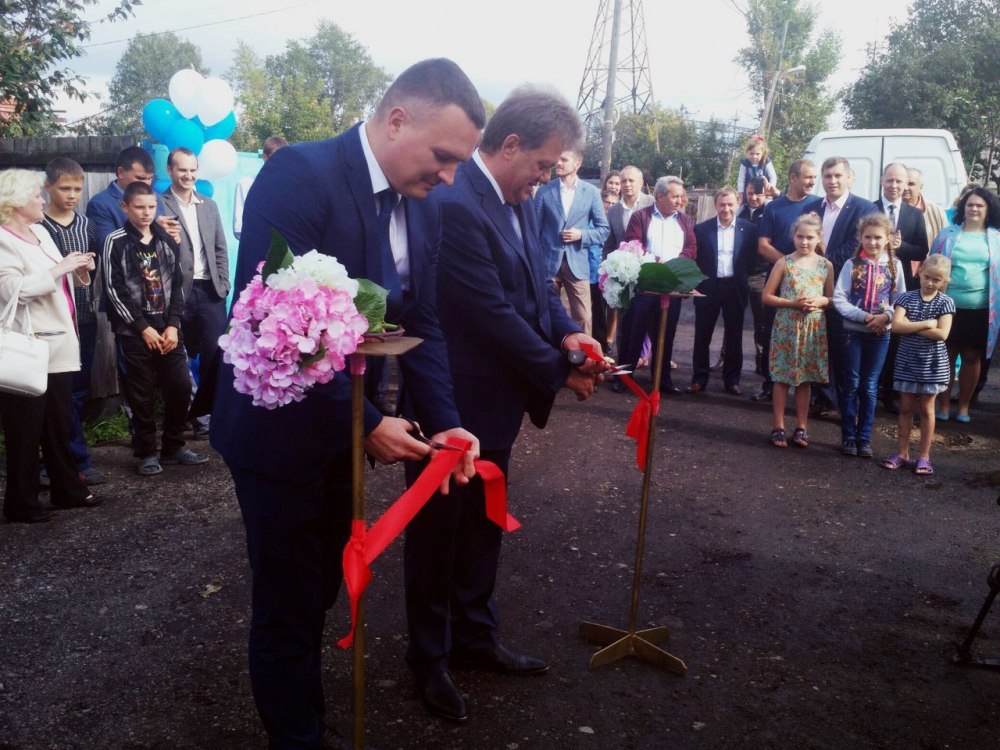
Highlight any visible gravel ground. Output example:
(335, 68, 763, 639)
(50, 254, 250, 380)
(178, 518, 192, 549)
(2, 310, 999, 749)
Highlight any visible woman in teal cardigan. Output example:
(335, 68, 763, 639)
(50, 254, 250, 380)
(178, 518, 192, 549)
(929, 186, 1000, 422)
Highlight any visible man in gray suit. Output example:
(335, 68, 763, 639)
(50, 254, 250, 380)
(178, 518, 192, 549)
(162, 147, 230, 437)
(534, 148, 609, 334)
(602, 165, 653, 360)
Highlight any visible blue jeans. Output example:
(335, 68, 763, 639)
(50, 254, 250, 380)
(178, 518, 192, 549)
(840, 330, 891, 443)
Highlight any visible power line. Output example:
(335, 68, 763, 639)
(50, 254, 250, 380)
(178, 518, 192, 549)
(82, 2, 320, 49)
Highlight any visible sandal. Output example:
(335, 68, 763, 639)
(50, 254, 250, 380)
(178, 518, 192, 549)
(770, 428, 787, 448)
(137, 455, 162, 476)
(880, 453, 908, 470)
(914, 459, 934, 476)
(791, 427, 809, 448)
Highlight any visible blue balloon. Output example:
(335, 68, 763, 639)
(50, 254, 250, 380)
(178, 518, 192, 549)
(142, 99, 180, 142)
(203, 111, 236, 141)
(195, 179, 214, 198)
(153, 177, 171, 194)
(163, 118, 205, 155)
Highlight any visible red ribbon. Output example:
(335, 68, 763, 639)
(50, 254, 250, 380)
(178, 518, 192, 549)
(581, 343, 659, 471)
(337, 438, 518, 649)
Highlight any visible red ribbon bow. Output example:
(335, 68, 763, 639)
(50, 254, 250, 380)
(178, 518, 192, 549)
(338, 438, 518, 649)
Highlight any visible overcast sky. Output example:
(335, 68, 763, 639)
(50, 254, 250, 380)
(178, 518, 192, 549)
(65, 0, 913, 130)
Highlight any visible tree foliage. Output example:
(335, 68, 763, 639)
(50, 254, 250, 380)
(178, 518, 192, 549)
(0, 0, 138, 136)
(842, 0, 1000, 190)
(228, 22, 390, 149)
(91, 32, 204, 136)
(734, 0, 840, 173)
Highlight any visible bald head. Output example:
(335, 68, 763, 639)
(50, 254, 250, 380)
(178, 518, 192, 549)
(903, 168, 923, 206)
(618, 165, 644, 205)
(881, 162, 908, 203)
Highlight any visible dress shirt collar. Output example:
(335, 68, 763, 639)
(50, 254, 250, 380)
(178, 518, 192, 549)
(717, 218, 735, 231)
(360, 121, 391, 198)
(653, 207, 680, 222)
(881, 195, 903, 211)
(824, 192, 849, 212)
(170, 188, 202, 207)
(473, 149, 508, 205)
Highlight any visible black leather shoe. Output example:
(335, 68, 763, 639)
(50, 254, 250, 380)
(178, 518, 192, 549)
(416, 670, 467, 722)
(659, 385, 683, 396)
(451, 644, 548, 676)
(52, 494, 103, 509)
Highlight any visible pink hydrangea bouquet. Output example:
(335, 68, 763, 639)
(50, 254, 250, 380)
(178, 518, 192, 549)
(220, 232, 390, 409)
(598, 239, 656, 311)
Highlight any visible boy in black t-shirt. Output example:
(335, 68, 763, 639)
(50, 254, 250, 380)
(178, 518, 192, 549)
(103, 182, 208, 476)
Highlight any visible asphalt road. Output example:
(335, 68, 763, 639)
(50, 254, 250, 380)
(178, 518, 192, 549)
(2, 310, 999, 749)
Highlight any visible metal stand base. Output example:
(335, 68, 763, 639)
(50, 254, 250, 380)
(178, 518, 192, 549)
(580, 621, 687, 673)
(953, 563, 1000, 670)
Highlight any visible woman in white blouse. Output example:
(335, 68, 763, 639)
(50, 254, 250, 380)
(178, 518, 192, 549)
(0, 169, 101, 523)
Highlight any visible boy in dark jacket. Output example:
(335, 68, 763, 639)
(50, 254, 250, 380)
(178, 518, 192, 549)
(103, 181, 207, 476)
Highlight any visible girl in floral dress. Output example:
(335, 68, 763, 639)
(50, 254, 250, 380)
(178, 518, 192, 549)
(762, 213, 834, 448)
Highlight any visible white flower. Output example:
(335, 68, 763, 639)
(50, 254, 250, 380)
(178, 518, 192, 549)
(266, 250, 360, 297)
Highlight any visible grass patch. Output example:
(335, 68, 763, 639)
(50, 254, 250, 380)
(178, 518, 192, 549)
(84, 408, 131, 445)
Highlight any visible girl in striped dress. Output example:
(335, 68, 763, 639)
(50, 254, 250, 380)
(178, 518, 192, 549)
(881, 254, 955, 475)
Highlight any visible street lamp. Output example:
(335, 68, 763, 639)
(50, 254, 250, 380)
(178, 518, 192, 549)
(761, 64, 806, 138)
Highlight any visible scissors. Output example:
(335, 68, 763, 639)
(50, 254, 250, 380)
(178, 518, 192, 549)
(404, 419, 465, 451)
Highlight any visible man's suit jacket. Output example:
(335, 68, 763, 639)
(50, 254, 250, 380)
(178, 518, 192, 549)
(534, 179, 609, 279)
(603, 193, 654, 257)
(624, 205, 698, 260)
(692, 217, 758, 307)
(874, 198, 929, 289)
(210, 125, 460, 482)
(802, 193, 879, 273)
(435, 159, 580, 452)
(160, 190, 230, 300)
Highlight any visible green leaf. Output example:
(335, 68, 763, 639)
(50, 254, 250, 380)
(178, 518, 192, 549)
(300, 343, 326, 369)
(261, 229, 294, 281)
(637, 258, 706, 294)
(354, 278, 389, 333)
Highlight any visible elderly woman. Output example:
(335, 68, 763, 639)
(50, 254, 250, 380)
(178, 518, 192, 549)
(0, 169, 101, 523)
(930, 186, 1000, 422)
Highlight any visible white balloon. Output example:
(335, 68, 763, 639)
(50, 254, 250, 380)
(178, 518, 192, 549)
(168, 69, 205, 120)
(196, 78, 236, 127)
(198, 139, 238, 181)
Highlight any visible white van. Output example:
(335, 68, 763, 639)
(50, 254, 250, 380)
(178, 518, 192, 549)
(802, 129, 968, 208)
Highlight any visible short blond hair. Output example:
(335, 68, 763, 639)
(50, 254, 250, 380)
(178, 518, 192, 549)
(0, 169, 43, 225)
(920, 253, 952, 278)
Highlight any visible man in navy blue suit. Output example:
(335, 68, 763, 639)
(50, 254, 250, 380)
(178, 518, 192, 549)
(801, 156, 879, 414)
(687, 187, 758, 395)
(533, 147, 609, 334)
(403, 86, 610, 723)
(210, 59, 485, 749)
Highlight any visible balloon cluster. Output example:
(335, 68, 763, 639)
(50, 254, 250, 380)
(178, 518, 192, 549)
(141, 69, 239, 197)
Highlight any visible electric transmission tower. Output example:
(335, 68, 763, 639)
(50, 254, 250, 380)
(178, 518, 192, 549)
(577, 0, 655, 178)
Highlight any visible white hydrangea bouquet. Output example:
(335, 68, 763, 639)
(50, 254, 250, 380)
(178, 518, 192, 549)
(598, 239, 657, 311)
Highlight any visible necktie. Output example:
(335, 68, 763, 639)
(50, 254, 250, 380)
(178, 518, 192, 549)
(377, 188, 402, 320)
(506, 203, 524, 246)
(887, 203, 896, 229)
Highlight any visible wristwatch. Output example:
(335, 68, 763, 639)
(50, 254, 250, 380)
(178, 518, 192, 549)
(566, 349, 587, 367)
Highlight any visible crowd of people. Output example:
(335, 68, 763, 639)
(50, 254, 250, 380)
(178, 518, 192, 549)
(1, 56, 998, 748)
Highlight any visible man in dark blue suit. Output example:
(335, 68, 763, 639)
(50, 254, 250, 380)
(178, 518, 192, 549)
(801, 156, 879, 414)
(210, 59, 486, 749)
(687, 187, 758, 395)
(403, 86, 610, 723)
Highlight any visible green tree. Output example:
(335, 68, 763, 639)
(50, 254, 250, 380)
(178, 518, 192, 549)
(228, 21, 390, 147)
(0, 0, 138, 136)
(734, 0, 840, 173)
(842, 0, 1000, 190)
(93, 32, 205, 136)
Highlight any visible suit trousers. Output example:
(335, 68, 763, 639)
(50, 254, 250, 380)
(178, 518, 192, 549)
(183, 280, 228, 427)
(116, 335, 192, 458)
(230, 453, 353, 749)
(619, 295, 682, 390)
(403, 447, 510, 677)
(551, 256, 591, 335)
(692, 278, 745, 387)
(0, 372, 89, 520)
(590, 283, 608, 348)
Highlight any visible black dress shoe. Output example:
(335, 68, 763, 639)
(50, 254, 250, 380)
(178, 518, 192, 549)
(416, 670, 467, 722)
(52, 494, 103, 509)
(4, 510, 54, 524)
(451, 644, 548, 676)
(659, 385, 683, 396)
(725, 384, 743, 396)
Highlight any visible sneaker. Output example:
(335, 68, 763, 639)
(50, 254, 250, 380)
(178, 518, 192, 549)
(857, 442, 873, 458)
(160, 448, 209, 466)
(841, 441, 858, 457)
